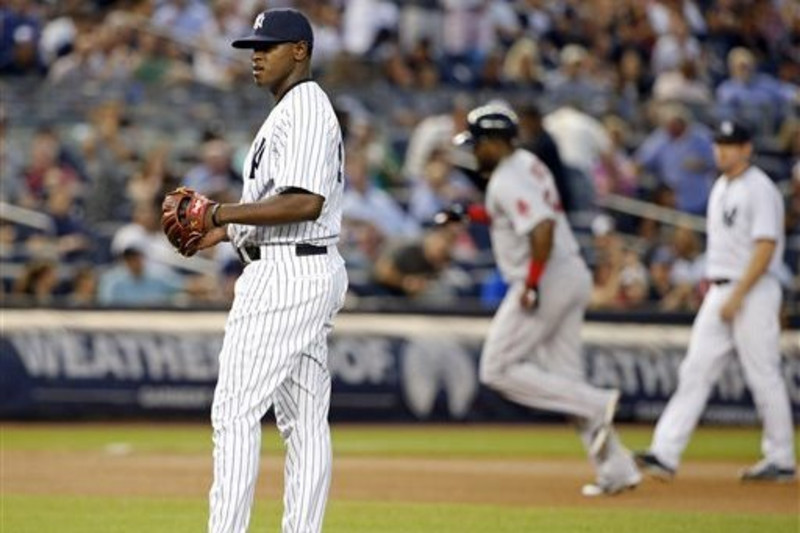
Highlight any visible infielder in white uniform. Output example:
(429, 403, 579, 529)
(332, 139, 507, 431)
(636, 121, 796, 483)
(192, 9, 348, 532)
(439, 105, 641, 496)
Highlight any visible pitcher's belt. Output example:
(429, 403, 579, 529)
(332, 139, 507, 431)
(236, 243, 327, 263)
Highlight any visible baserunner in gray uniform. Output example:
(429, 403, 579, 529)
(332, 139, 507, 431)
(438, 104, 641, 496)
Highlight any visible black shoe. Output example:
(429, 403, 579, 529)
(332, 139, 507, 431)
(634, 451, 675, 481)
(740, 460, 797, 483)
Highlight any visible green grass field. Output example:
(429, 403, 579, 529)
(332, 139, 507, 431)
(6, 495, 796, 533)
(2, 424, 798, 533)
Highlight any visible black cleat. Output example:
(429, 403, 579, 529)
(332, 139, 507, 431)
(634, 451, 675, 482)
(740, 460, 797, 483)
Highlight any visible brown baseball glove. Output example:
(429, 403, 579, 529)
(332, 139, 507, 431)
(161, 187, 217, 257)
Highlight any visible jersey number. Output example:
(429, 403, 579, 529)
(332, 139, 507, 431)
(248, 137, 266, 180)
(530, 162, 563, 212)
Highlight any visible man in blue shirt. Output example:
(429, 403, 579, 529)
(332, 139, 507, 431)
(716, 48, 798, 129)
(635, 103, 716, 215)
(98, 245, 184, 306)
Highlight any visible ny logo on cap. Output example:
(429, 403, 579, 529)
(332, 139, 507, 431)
(721, 121, 733, 135)
(254, 13, 265, 29)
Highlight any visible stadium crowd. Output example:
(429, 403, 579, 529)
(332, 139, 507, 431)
(1, 0, 799, 312)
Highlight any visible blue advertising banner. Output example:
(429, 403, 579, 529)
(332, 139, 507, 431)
(1, 311, 799, 422)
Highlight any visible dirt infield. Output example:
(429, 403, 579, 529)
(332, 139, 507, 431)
(6, 449, 797, 515)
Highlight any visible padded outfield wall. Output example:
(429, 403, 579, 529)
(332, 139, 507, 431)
(1, 309, 798, 423)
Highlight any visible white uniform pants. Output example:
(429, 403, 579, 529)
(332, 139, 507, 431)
(209, 247, 348, 533)
(480, 257, 634, 484)
(650, 276, 795, 470)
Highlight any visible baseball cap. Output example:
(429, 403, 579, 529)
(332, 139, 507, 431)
(232, 9, 313, 50)
(713, 120, 751, 144)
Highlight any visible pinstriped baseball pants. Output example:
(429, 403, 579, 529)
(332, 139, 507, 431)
(209, 247, 348, 533)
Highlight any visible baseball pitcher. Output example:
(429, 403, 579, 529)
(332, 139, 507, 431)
(161, 9, 347, 532)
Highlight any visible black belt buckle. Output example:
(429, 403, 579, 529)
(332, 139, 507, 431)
(295, 243, 326, 257)
(236, 245, 260, 263)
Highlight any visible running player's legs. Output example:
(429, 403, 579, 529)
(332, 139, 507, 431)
(733, 278, 795, 468)
(480, 265, 611, 420)
(274, 348, 332, 533)
(650, 286, 734, 469)
(541, 277, 633, 482)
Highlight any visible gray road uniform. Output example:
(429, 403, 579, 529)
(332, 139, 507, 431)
(648, 165, 795, 471)
(480, 148, 639, 489)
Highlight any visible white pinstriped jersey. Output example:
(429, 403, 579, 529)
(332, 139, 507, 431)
(229, 80, 344, 248)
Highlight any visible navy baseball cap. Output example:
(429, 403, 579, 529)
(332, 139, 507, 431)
(713, 120, 752, 144)
(232, 9, 313, 50)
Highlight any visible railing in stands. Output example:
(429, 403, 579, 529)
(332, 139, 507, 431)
(0, 202, 55, 232)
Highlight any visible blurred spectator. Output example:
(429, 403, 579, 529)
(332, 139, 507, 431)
(638, 183, 678, 242)
(342, 150, 420, 239)
(372, 227, 460, 299)
(407, 38, 442, 90)
(0, 108, 26, 203)
(48, 30, 100, 84)
(132, 32, 193, 85)
(111, 198, 207, 275)
(650, 12, 702, 76)
(613, 48, 653, 122)
(97, 244, 184, 306)
(647, 0, 706, 37)
(126, 145, 177, 210)
(439, 0, 492, 86)
(3, 0, 800, 311)
(501, 37, 542, 88)
(485, 0, 522, 50)
(19, 127, 83, 208)
(646, 245, 675, 306)
(635, 103, 716, 215)
(648, 225, 705, 311)
(516, 103, 571, 213)
(589, 221, 649, 309)
(398, 0, 442, 54)
(591, 115, 638, 200)
(308, 3, 344, 70)
(342, 0, 399, 56)
(379, 36, 417, 89)
(545, 44, 608, 111)
(45, 187, 93, 263)
(608, 1, 657, 62)
(408, 149, 475, 224)
(151, 0, 216, 45)
(716, 47, 799, 131)
(0, 16, 45, 76)
(39, 12, 77, 68)
(544, 102, 612, 180)
(79, 102, 140, 223)
(403, 94, 471, 182)
(65, 264, 98, 307)
(182, 138, 241, 202)
(653, 59, 712, 104)
(11, 260, 59, 306)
